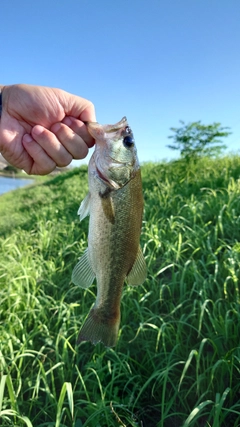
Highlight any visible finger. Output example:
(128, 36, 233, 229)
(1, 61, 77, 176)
(51, 122, 90, 158)
(62, 117, 95, 148)
(57, 90, 96, 122)
(22, 134, 56, 175)
(31, 125, 73, 167)
(78, 102, 96, 122)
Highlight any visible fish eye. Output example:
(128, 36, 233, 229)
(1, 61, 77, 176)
(123, 135, 134, 148)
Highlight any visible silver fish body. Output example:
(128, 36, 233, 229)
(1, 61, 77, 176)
(72, 117, 147, 347)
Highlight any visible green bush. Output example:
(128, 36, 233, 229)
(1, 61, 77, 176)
(167, 121, 231, 163)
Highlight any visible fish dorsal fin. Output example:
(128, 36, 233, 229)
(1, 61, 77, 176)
(71, 249, 95, 288)
(126, 245, 147, 286)
(78, 192, 91, 221)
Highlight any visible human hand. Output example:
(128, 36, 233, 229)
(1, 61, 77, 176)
(0, 84, 96, 175)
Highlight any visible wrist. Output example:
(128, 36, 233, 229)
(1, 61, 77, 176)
(0, 86, 6, 117)
(0, 87, 2, 117)
(0, 86, 6, 152)
(0, 85, 8, 119)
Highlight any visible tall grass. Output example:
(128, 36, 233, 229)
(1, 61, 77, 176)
(0, 158, 240, 426)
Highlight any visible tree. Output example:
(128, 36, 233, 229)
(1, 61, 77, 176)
(167, 121, 231, 162)
(4, 165, 20, 173)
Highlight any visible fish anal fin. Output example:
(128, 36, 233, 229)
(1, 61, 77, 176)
(126, 246, 147, 286)
(71, 249, 95, 288)
(77, 306, 120, 347)
(78, 192, 91, 221)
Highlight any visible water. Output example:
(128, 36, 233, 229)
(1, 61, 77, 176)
(0, 176, 34, 195)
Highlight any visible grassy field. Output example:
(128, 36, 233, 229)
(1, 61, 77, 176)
(0, 157, 240, 426)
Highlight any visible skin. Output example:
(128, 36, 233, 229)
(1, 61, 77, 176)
(0, 84, 96, 175)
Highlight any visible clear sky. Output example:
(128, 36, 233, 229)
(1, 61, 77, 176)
(2, 0, 240, 165)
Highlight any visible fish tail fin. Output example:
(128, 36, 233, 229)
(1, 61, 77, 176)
(77, 306, 120, 347)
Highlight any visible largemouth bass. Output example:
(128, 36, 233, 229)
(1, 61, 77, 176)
(72, 117, 147, 347)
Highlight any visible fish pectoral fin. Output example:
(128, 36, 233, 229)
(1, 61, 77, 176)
(78, 192, 91, 221)
(126, 246, 147, 286)
(101, 195, 115, 224)
(71, 249, 95, 288)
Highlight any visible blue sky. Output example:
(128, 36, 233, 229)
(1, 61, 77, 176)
(2, 0, 240, 165)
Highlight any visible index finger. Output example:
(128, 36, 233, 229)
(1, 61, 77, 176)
(55, 89, 96, 123)
(78, 103, 96, 123)
(62, 117, 95, 148)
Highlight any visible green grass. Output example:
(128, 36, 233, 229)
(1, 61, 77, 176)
(0, 157, 240, 426)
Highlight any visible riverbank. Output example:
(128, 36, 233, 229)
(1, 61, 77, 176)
(1, 158, 240, 425)
(0, 171, 34, 178)
(0, 169, 69, 178)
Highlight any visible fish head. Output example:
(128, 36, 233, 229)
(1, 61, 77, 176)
(87, 117, 140, 189)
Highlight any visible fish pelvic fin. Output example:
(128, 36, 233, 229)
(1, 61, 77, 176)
(71, 249, 95, 288)
(126, 245, 147, 286)
(78, 192, 91, 221)
(77, 306, 120, 347)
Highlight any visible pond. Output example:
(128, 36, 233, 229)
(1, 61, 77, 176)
(0, 176, 34, 195)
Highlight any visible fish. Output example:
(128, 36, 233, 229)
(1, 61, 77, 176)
(72, 117, 147, 347)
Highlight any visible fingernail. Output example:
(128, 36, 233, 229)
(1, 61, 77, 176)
(23, 134, 33, 143)
(32, 125, 44, 136)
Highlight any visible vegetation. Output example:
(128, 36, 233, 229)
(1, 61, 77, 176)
(0, 158, 240, 426)
(167, 121, 231, 162)
(2, 165, 20, 174)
